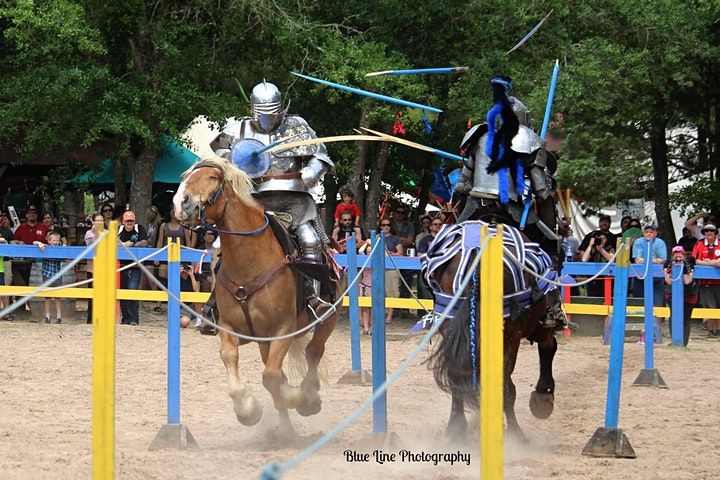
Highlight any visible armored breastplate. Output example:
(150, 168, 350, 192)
(470, 134, 517, 201)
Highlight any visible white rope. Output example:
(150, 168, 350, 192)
(119, 240, 383, 342)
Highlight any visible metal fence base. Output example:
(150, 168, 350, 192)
(582, 427, 636, 458)
(149, 423, 199, 451)
(632, 368, 668, 388)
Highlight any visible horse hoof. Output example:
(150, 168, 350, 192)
(296, 398, 321, 417)
(237, 404, 263, 426)
(529, 391, 554, 419)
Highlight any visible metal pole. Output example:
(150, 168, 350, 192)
(92, 221, 117, 480)
(371, 231, 387, 434)
(604, 241, 629, 428)
(347, 236, 362, 371)
(167, 238, 181, 424)
(642, 242, 655, 369)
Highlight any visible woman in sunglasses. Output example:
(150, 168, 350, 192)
(100, 203, 114, 228)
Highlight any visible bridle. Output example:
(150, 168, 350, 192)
(185, 162, 270, 237)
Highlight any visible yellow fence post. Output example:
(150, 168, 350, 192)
(480, 225, 504, 479)
(92, 220, 118, 480)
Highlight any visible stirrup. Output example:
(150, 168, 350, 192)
(307, 296, 336, 322)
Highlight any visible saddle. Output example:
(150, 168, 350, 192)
(266, 212, 339, 299)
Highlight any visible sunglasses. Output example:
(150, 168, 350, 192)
(431, 222, 443, 226)
(381, 223, 391, 227)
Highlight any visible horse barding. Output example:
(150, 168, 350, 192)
(173, 155, 340, 437)
(420, 220, 559, 442)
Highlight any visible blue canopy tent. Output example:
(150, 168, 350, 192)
(69, 136, 199, 186)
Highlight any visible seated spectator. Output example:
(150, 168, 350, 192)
(664, 245, 697, 346)
(692, 223, 720, 337)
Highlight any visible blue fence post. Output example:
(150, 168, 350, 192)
(166, 239, 181, 424)
(347, 236, 362, 371)
(582, 240, 636, 458)
(642, 252, 655, 370)
(370, 231, 387, 435)
(670, 263, 684, 346)
(632, 242, 667, 387)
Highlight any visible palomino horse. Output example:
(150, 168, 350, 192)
(173, 156, 337, 437)
(422, 221, 558, 442)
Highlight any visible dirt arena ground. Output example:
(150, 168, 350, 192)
(1, 303, 719, 479)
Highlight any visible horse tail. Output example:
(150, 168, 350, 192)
(427, 298, 479, 409)
(287, 335, 310, 385)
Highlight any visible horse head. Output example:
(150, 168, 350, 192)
(173, 155, 258, 228)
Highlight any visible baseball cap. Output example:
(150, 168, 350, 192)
(643, 223, 657, 231)
(701, 223, 718, 233)
(671, 245, 684, 253)
(598, 214, 611, 222)
(26, 205, 37, 212)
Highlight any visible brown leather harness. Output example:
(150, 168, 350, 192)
(216, 260, 290, 340)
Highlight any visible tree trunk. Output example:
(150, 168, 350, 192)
(114, 156, 128, 207)
(350, 105, 372, 222)
(365, 142, 389, 233)
(650, 118, 674, 245)
(323, 174, 338, 234)
(128, 147, 156, 228)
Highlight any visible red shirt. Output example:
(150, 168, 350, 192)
(334, 202, 361, 221)
(692, 239, 720, 285)
(13, 222, 49, 245)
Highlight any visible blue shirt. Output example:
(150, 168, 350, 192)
(632, 237, 668, 263)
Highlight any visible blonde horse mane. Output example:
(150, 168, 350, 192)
(183, 154, 260, 208)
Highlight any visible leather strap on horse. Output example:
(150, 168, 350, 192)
(257, 172, 302, 184)
(217, 260, 288, 341)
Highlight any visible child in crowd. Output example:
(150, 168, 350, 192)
(34, 230, 64, 324)
(334, 189, 361, 228)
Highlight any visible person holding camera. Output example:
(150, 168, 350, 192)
(580, 231, 615, 297)
(664, 245, 698, 346)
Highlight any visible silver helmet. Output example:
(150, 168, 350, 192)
(250, 82, 285, 133)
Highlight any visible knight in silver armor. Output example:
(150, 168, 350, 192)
(455, 76, 565, 330)
(212, 81, 335, 261)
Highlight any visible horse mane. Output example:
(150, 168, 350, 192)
(184, 155, 260, 209)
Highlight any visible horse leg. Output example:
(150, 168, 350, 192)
(530, 330, 557, 419)
(262, 338, 307, 416)
(257, 342, 296, 439)
(446, 392, 468, 444)
(503, 333, 527, 442)
(220, 330, 263, 426)
(297, 313, 337, 417)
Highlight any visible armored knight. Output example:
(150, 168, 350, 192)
(199, 82, 335, 333)
(454, 76, 565, 329)
(213, 81, 334, 260)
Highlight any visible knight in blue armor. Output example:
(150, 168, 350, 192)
(454, 76, 565, 329)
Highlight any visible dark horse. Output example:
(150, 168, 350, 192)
(173, 156, 338, 438)
(423, 221, 558, 442)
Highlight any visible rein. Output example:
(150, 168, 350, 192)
(188, 163, 271, 237)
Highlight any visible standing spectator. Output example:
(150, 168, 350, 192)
(178, 263, 201, 328)
(558, 220, 580, 262)
(196, 230, 220, 293)
(0, 213, 13, 292)
(632, 224, 668, 343)
(42, 213, 68, 245)
(12, 206, 49, 288)
(620, 215, 632, 234)
(677, 227, 699, 255)
(100, 203, 114, 229)
(33, 231, 64, 324)
(415, 215, 432, 247)
(691, 223, 720, 337)
(333, 189, 362, 228)
(391, 205, 415, 300)
(580, 232, 615, 297)
(416, 217, 443, 315)
(141, 205, 162, 292)
(153, 208, 195, 312)
(331, 212, 363, 253)
(84, 213, 104, 324)
(0, 233, 9, 320)
(578, 214, 617, 257)
(686, 212, 718, 240)
(664, 245, 697, 346)
(118, 210, 148, 325)
(0, 213, 14, 242)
